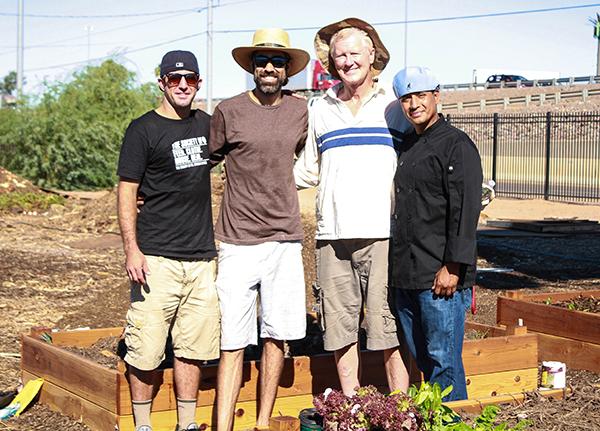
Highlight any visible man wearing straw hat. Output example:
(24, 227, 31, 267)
(209, 28, 310, 430)
(294, 18, 411, 396)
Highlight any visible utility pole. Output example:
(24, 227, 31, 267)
(595, 14, 600, 76)
(206, 0, 213, 114)
(84, 25, 94, 63)
(17, 0, 24, 98)
(404, 0, 408, 68)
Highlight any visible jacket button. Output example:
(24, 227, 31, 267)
(399, 161, 404, 167)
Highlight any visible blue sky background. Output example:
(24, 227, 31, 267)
(0, 0, 599, 100)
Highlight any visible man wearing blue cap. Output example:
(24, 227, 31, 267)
(117, 50, 219, 431)
(390, 67, 483, 401)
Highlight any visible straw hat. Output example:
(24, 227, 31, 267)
(314, 17, 390, 80)
(232, 28, 310, 77)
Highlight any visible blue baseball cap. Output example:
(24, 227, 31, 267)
(392, 66, 440, 98)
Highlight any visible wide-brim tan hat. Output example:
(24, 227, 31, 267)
(314, 17, 390, 80)
(232, 28, 310, 77)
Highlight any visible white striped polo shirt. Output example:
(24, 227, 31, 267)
(294, 83, 412, 240)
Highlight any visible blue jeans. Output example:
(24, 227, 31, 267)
(394, 288, 471, 401)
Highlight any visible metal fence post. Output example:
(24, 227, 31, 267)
(544, 112, 551, 200)
(492, 113, 498, 184)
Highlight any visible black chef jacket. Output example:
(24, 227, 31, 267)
(390, 115, 483, 290)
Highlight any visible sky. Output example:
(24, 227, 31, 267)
(1, 0, 599, 104)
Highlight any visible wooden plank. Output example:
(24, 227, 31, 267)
(506, 290, 600, 303)
(486, 219, 600, 233)
(118, 394, 315, 431)
(117, 367, 539, 431)
(537, 332, 600, 373)
(21, 334, 119, 412)
(117, 371, 175, 415)
(50, 327, 124, 347)
(498, 297, 600, 344)
(465, 321, 510, 338)
(466, 368, 537, 399)
(463, 334, 538, 375)
(447, 388, 568, 414)
(22, 370, 118, 431)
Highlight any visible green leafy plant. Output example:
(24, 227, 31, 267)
(0, 60, 160, 190)
(406, 382, 531, 431)
(0, 192, 64, 213)
(406, 382, 457, 430)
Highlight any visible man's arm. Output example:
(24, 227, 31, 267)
(208, 106, 228, 169)
(434, 138, 483, 297)
(293, 104, 320, 189)
(118, 178, 149, 284)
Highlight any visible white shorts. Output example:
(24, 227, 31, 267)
(216, 241, 307, 350)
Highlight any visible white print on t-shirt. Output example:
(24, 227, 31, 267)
(171, 136, 208, 170)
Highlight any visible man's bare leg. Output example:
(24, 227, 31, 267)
(256, 338, 285, 428)
(334, 342, 360, 396)
(174, 357, 201, 428)
(217, 349, 245, 431)
(128, 366, 155, 428)
(383, 347, 409, 392)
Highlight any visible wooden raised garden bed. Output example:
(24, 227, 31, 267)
(497, 289, 600, 373)
(22, 322, 540, 431)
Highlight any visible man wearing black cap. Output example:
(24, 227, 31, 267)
(117, 50, 219, 431)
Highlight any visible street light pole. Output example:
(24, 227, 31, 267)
(404, 0, 408, 68)
(206, 0, 213, 114)
(17, 0, 24, 98)
(84, 25, 94, 64)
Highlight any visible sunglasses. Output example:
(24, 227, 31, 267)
(253, 54, 289, 69)
(163, 72, 201, 88)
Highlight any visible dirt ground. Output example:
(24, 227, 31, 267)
(1, 172, 600, 430)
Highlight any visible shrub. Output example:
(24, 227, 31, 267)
(0, 60, 160, 190)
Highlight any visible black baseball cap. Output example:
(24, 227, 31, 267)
(160, 50, 199, 76)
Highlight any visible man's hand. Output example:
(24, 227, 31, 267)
(432, 262, 460, 297)
(125, 248, 149, 284)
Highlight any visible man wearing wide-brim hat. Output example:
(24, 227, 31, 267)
(294, 18, 412, 396)
(209, 28, 310, 430)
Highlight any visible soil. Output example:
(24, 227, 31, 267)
(1, 168, 600, 430)
(552, 295, 600, 313)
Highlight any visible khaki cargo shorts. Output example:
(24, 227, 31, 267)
(124, 256, 220, 370)
(315, 238, 399, 352)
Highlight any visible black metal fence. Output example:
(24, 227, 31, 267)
(446, 112, 600, 203)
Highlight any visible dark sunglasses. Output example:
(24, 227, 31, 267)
(253, 54, 289, 69)
(163, 72, 201, 88)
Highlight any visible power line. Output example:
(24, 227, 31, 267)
(20, 2, 600, 74)
(0, 6, 205, 19)
(0, 10, 196, 57)
(214, 2, 600, 33)
(24, 31, 207, 72)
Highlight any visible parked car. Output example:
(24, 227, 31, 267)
(486, 74, 531, 87)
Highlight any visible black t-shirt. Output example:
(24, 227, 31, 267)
(117, 109, 216, 260)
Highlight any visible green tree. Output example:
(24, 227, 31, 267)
(0, 71, 18, 96)
(0, 60, 160, 189)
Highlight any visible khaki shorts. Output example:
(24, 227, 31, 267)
(124, 256, 220, 370)
(315, 239, 399, 352)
